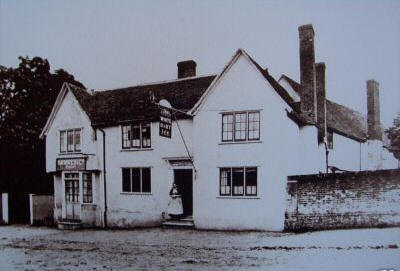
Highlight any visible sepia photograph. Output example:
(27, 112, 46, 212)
(0, 0, 399, 270)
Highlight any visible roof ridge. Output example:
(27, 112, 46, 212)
(280, 75, 365, 116)
(96, 74, 217, 93)
(66, 82, 93, 96)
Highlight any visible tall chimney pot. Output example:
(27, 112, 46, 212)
(299, 24, 316, 120)
(367, 79, 382, 140)
(315, 62, 326, 144)
(177, 60, 196, 79)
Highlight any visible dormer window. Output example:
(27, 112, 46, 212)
(122, 123, 151, 149)
(222, 111, 260, 142)
(60, 129, 81, 153)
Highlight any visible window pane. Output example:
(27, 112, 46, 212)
(234, 113, 247, 141)
(132, 125, 141, 148)
(248, 112, 260, 140)
(67, 130, 74, 151)
(73, 180, 79, 202)
(141, 168, 151, 193)
(141, 123, 151, 148)
(122, 168, 131, 192)
(131, 168, 141, 192)
(74, 129, 81, 151)
(220, 168, 231, 196)
(222, 114, 233, 141)
(65, 173, 79, 179)
(245, 168, 257, 196)
(65, 180, 72, 202)
(232, 168, 244, 196)
(83, 173, 92, 203)
(122, 125, 131, 148)
(60, 131, 66, 152)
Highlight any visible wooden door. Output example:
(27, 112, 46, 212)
(173, 169, 193, 217)
(64, 173, 80, 220)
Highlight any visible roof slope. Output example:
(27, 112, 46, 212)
(69, 75, 216, 127)
(326, 100, 367, 141)
(280, 74, 302, 93)
(191, 49, 300, 115)
(281, 75, 368, 141)
(247, 54, 299, 112)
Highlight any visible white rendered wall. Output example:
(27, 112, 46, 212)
(45, 90, 99, 173)
(45, 90, 101, 225)
(328, 133, 362, 171)
(381, 147, 399, 169)
(53, 175, 62, 221)
(297, 126, 326, 174)
(103, 119, 193, 227)
(193, 55, 299, 231)
(361, 140, 399, 170)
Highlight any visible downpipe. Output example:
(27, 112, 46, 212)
(324, 142, 329, 174)
(99, 128, 108, 228)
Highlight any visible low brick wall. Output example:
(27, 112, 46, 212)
(285, 169, 400, 231)
(30, 194, 54, 226)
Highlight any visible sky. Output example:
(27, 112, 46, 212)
(1, 0, 399, 126)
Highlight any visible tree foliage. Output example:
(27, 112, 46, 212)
(0, 56, 84, 194)
(385, 113, 400, 160)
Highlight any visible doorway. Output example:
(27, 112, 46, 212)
(64, 173, 80, 220)
(173, 169, 193, 217)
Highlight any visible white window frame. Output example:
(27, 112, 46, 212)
(121, 123, 151, 149)
(121, 167, 152, 194)
(82, 172, 93, 204)
(219, 167, 258, 197)
(64, 172, 80, 203)
(60, 128, 81, 153)
(221, 111, 260, 142)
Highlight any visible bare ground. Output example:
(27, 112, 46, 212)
(0, 225, 399, 270)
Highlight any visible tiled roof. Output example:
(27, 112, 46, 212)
(280, 75, 302, 94)
(69, 75, 216, 127)
(281, 75, 368, 141)
(68, 58, 369, 142)
(69, 49, 299, 128)
(326, 100, 367, 141)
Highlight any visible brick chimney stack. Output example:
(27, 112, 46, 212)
(315, 62, 326, 144)
(367, 79, 382, 140)
(177, 60, 196, 79)
(299, 24, 316, 120)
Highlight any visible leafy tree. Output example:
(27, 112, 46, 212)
(385, 113, 400, 160)
(0, 56, 84, 197)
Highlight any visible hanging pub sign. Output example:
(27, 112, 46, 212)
(56, 158, 86, 171)
(159, 106, 172, 138)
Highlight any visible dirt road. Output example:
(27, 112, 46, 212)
(0, 225, 399, 270)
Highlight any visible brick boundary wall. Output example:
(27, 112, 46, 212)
(285, 169, 400, 231)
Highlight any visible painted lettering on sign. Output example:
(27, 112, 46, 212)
(56, 158, 86, 171)
(159, 107, 172, 138)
